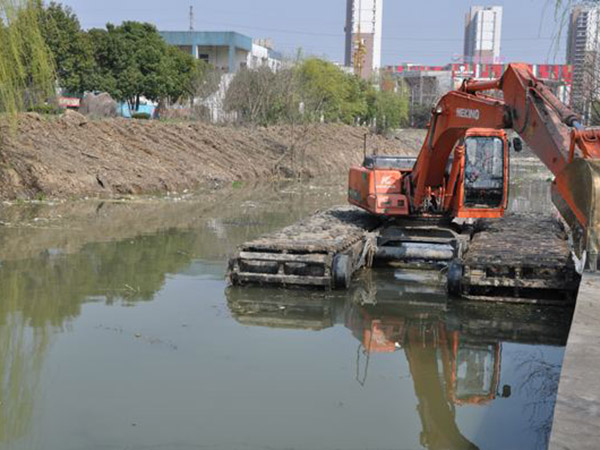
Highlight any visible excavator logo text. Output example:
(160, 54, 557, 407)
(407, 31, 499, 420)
(456, 108, 481, 120)
(378, 175, 395, 186)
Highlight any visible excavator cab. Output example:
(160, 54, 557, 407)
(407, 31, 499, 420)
(442, 338, 506, 406)
(349, 129, 509, 220)
(454, 129, 509, 219)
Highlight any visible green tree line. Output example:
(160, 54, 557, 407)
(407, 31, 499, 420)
(0, 1, 213, 115)
(3, 1, 409, 132)
(38, 2, 213, 111)
(224, 58, 410, 133)
(39, 2, 409, 131)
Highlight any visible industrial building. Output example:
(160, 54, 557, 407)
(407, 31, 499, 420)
(344, 0, 383, 79)
(463, 6, 503, 64)
(387, 65, 453, 115)
(160, 31, 282, 73)
(386, 63, 572, 117)
(159, 31, 282, 123)
(567, 2, 600, 121)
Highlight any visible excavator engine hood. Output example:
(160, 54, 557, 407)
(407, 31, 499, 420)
(552, 158, 600, 271)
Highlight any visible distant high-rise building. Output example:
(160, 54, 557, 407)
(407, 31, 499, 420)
(567, 2, 600, 121)
(344, 0, 383, 79)
(463, 6, 503, 64)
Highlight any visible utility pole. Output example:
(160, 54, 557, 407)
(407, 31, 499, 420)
(189, 5, 194, 32)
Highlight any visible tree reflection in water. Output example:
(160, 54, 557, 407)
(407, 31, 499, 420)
(0, 180, 346, 445)
(514, 348, 563, 450)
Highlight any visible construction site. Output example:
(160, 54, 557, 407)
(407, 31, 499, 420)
(0, 0, 599, 449)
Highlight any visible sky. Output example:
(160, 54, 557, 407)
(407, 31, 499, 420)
(58, 0, 569, 66)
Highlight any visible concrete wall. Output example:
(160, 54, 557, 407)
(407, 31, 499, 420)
(248, 44, 282, 71)
(202, 73, 236, 123)
(196, 46, 230, 71)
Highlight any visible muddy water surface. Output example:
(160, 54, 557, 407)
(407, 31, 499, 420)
(0, 163, 573, 450)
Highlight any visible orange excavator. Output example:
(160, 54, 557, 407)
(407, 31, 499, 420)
(348, 63, 600, 271)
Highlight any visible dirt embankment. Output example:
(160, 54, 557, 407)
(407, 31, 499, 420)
(0, 112, 423, 200)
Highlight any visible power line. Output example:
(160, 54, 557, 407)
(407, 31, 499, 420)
(194, 18, 557, 43)
(80, 14, 559, 44)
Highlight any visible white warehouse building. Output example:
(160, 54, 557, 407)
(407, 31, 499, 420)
(160, 31, 282, 73)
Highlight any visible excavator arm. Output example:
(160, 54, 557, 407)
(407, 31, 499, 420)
(410, 63, 600, 270)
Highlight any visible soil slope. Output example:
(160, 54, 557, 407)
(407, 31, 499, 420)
(0, 112, 422, 200)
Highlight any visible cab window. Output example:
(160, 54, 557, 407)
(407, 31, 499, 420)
(464, 136, 505, 208)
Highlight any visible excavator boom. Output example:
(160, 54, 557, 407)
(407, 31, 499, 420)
(409, 63, 600, 270)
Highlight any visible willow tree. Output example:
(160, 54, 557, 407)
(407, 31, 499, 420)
(0, 0, 55, 128)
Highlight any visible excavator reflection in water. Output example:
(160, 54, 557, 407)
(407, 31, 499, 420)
(349, 301, 505, 450)
(226, 272, 572, 450)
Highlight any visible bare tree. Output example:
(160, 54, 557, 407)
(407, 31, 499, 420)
(581, 42, 600, 124)
(224, 66, 290, 125)
(223, 65, 328, 178)
(188, 62, 221, 105)
(278, 66, 330, 178)
(514, 349, 563, 450)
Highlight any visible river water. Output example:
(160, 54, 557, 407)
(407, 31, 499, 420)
(0, 162, 573, 450)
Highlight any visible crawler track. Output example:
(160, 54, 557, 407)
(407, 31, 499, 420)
(227, 206, 381, 288)
(228, 209, 581, 303)
(460, 214, 580, 304)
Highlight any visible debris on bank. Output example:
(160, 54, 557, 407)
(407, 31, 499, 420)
(0, 112, 419, 200)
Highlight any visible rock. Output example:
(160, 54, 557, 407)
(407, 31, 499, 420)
(79, 92, 118, 118)
(24, 112, 42, 121)
(62, 110, 88, 127)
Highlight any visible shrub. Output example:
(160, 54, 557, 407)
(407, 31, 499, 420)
(27, 104, 65, 115)
(591, 101, 600, 126)
(131, 112, 151, 120)
(410, 104, 432, 129)
(367, 89, 410, 134)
